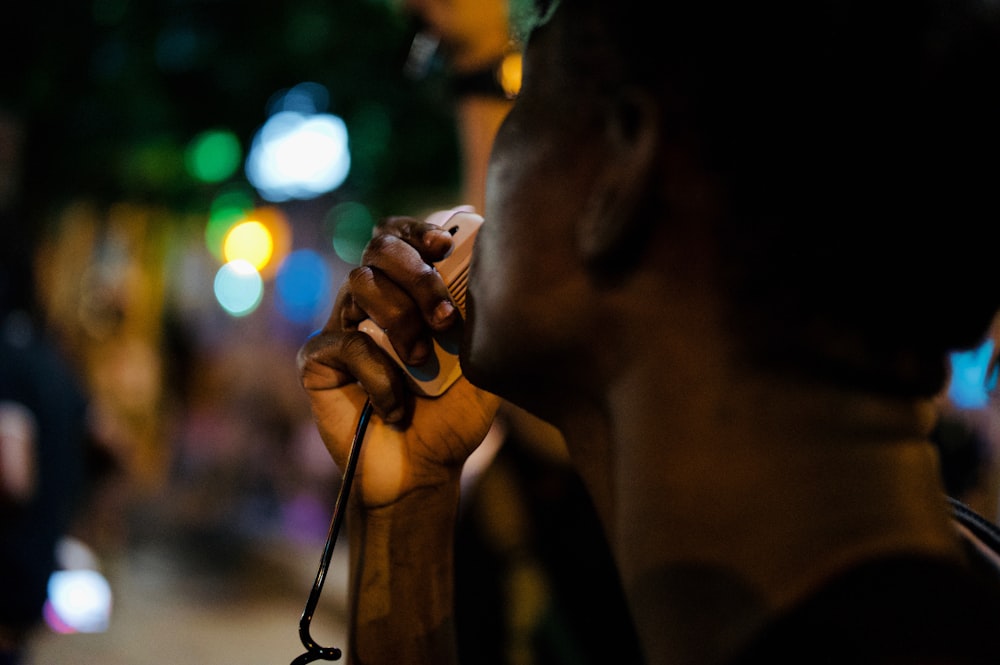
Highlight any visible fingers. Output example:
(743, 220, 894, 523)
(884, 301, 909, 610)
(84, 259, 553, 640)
(298, 329, 410, 426)
(300, 214, 458, 411)
(367, 217, 458, 326)
(301, 213, 461, 422)
(373, 216, 456, 264)
(362, 234, 455, 319)
(342, 217, 459, 365)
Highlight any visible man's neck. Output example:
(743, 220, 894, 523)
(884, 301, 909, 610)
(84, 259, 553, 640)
(563, 365, 964, 664)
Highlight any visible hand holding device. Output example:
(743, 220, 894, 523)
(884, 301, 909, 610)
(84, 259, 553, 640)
(359, 207, 482, 397)
(290, 207, 486, 664)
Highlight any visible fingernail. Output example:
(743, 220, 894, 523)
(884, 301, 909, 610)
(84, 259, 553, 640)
(425, 228, 453, 251)
(385, 406, 405, 424)
(408, 339, 430, 365)
(432, 300, 455, 327)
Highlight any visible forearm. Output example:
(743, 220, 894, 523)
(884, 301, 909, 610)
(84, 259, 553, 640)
(348, 478, 462, 665)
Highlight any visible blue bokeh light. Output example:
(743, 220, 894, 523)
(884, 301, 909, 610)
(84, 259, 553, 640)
(947, 338, 997, 409)
(275, 249, 333, 325)
(214, 259, 264, 317)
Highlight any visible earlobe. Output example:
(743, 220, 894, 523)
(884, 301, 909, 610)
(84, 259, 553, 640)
(575, 89, 660, 280)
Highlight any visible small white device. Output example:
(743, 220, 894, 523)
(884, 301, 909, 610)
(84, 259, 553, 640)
(359, 207, 482, 397)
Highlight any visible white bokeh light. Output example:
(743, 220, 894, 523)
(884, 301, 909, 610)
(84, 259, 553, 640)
(45, 570, 113, 633)
(245, 111, 351, 202)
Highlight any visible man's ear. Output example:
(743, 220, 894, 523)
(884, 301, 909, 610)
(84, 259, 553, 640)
(575, 88, 660, 280)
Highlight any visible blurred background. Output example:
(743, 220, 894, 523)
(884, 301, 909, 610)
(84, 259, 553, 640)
(1, 1, 465, 662)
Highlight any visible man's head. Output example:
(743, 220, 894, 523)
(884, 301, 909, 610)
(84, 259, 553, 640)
(465, 0, 1000, 411)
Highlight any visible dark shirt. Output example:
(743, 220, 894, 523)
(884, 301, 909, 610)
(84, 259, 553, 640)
(0, 313, 87, 632)
(735, 552, 1000, 664)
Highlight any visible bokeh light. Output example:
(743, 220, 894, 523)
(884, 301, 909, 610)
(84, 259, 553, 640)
(246, 206, 292, 279)
(275, 249, 333, 325)
(948, 339, 998, 409)
(326, 201, 374, 265)
(268, 81, 329, 116)
(223, 221, 273, 271)
(185, 129, 242, 183)
(44, 570, 113, 634)
(245, 111, 351, 202)
(500, 51, 523, 98)
(205, 185, 256, 261)
(214, 259, 264, 316)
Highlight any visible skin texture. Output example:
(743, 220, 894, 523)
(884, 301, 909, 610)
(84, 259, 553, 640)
(299, 1, 1000, 663)
(299, 218, 499, 665)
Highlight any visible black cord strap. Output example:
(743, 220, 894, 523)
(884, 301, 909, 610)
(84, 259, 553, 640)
(290, 399, 375, 664)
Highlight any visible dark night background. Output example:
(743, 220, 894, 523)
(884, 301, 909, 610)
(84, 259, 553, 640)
(1, 0, 460, 222)
(0, 3, 469, 662)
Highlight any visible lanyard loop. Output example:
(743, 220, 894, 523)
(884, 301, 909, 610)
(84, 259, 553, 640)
(290, 399, 374, 664)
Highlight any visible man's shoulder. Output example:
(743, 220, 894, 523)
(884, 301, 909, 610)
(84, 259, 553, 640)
(733, 535, 1000, 663)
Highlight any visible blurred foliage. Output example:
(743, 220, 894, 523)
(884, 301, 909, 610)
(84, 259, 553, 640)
(1, 0, 461, 225)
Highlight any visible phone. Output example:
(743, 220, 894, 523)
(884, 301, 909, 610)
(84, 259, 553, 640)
(359, 207, 482, 397)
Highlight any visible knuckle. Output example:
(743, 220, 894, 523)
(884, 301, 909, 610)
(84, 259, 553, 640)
(376, 215, 420, 237)
(360, 233, 397, 262)
(296, 332, 327, 371)
(348, 264, 377, 287)
(340, 331, 377, 364)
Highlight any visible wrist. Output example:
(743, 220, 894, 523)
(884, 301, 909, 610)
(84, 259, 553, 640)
(357, 475, 461, 531)
(350, 481, 462, 663)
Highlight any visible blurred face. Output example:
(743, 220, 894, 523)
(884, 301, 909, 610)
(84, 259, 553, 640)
(462, 4, 610, 410)
(399, 0, 510, 71)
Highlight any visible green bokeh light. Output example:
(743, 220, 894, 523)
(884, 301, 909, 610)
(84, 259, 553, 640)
(327, 201, 374, 265)
(186, 129, 242, 183)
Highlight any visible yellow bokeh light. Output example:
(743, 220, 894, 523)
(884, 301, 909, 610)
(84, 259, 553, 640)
(500, 52, 522, 99)
(223, 221, 274, 271)
(253, 206, 292, 280)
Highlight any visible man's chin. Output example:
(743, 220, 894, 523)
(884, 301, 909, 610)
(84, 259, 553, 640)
(459, 342, 507, 400)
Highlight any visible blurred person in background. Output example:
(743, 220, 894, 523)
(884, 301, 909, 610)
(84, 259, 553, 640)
(398, 1, 641, 663)
(300, 0, 1000, 663)
(0, 106, 90, 664)
(932, 315, 1000, 521)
